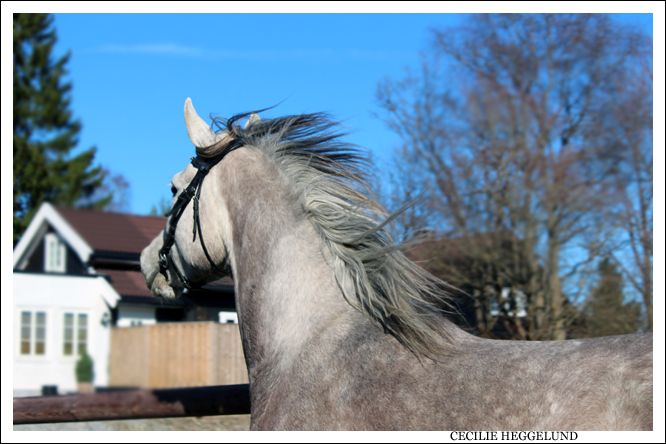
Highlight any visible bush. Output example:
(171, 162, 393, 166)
(75, 352, 94, 383)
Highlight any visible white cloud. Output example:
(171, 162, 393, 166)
(92, 43, 210, 57)
(88, 44, 408, 61)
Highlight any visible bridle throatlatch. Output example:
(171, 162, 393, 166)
(158, 137, 244, 290)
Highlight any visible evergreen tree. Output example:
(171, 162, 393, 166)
(13, 13, 110, 246)
(585, 258, 641, 337)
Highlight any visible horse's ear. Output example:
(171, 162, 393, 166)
(184, 98, 231, 148)
(244, 113, 261, 129)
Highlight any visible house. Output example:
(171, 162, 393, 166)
(12, 202, 236, 397)
(404, 234, 531, 338)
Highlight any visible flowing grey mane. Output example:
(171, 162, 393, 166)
(198, 112, 456, 358)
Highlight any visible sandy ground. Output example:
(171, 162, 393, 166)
(13, 414, 251, 431)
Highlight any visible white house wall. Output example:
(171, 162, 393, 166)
(13, 273, 118, 396)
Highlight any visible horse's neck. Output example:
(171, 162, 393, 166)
(221, 150, 355, 378)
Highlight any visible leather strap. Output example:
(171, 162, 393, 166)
(158, 138, 243, 290)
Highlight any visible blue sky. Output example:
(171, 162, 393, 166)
(11, 10, 656, 216)
(49, 12, 465, 215)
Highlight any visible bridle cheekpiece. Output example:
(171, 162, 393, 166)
(157, 137, 244, 290)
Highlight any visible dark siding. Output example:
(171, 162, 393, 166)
(20, 229, 87, 275)
(156, 308, 186, 323)
(65, 244, 86, 275)
(22, 238, 45, 272)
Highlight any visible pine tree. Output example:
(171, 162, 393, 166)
(13, 13, 111, 246)
(585, 258, 641, 337)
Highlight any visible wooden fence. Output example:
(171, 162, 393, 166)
(109, 322, 248, 389)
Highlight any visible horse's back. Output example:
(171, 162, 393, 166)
(350, 331, 651, 430)
(438, 331, 653, 431)
(251, 327, 652, 431)
(570, 333, 652, 430)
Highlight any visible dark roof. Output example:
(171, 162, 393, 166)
(55, 206, 166, 255)
(98, 268, 154, 298)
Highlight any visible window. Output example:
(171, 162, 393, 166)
(514, 290, 527, 318)
(63, 313, 88, 356)
(44, 232, 66, 273)
(20, 311, 47, 355)
(218, 311, 239, 324)
(489, 288, 528, 318)
(489, 296, 501, 317)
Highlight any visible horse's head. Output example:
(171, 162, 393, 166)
(140, 98, 248, 299)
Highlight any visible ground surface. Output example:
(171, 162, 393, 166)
(13, 414, 251, 431)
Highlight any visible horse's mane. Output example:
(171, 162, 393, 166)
(198, 111, 458, 358)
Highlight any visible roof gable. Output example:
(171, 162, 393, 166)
(13, 203, 93, 269)
(14, 203, 234, 299)
(14, 203, 167, 271)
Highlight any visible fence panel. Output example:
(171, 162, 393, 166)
(214, 322, 249, 385)
(109, 325, 150, 388)
(110, 322, 248, 389)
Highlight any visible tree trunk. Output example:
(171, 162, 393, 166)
(547, 235, 566, 341)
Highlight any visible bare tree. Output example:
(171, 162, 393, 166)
(79, 167, 132, 213)
(603, 57, 653, 331)
(377, 14, 651, 340)
(380, 145, 438, 241)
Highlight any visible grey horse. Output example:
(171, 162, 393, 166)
(140, 98, 653, 431)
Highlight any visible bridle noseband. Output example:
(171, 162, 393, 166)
(158, 137, 244, 290)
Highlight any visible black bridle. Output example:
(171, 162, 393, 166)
(158, 137, 244, 290)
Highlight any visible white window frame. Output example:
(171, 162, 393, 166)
(219, 311, 239, 324)
(490, 287, 528, 318)
(62, 311, 90, 358)
(44, 232, 66, 273)
(17, 309, 48, 359)
(514, 289, 528, 318)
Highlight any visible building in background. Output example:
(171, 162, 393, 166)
(12, 202, 236, 397)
